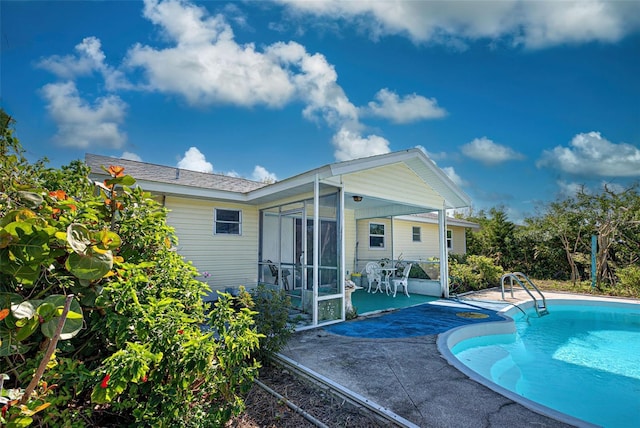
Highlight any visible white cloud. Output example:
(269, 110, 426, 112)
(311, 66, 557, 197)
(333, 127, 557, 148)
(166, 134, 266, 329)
(277, 0, 640, 48)
(127, 0, 390, 162)
(177, 147, 213, 173)
(40, 81, 127, 149)
(126, 0, 296, 107)
(441, 166, 468, 187)
(361, 89, 446, 123)
(120, 151, 142, 162)
(252, 165, 278, 183)
(537, 132, 640, 177)
(38, 37, 130, 91)
(521, 1, 627, 48)
(461, 137, 525, 165)
(332, 126, 390, 161)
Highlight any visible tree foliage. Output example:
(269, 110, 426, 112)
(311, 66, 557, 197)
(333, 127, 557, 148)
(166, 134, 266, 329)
(464, 184, 640, 291)
(1, 110, 261, 427)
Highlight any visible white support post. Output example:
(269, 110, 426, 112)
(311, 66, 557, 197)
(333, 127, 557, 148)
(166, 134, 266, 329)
(438, 207, 449, 298)
(313, 174, 320, 326)
(339, 186, 346, 321)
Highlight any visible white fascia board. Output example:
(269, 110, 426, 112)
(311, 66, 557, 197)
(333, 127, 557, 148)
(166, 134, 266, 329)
(328, 150, 416, 176)
(395, 214, 479, 229)
(130, 179, 249, 202)
(246, 165, 334, 201)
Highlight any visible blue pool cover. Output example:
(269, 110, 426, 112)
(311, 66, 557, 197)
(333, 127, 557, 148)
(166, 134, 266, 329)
(325, 302, 504, 338)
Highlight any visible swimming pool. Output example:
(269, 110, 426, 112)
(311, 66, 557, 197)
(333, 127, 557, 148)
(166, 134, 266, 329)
(438, 298, 640, 428)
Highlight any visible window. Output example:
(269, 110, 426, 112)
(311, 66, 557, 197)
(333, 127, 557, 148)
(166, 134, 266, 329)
(369, 223, 385, 248)
(447, 230, 452, 249)
(214, 209, 241, 235)
(412, 226, 421, 242)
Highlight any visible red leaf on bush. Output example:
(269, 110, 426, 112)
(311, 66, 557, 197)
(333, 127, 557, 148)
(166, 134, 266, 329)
(49, 190, 67, 200)
(108, 165, 125, 177)
(100, 374, 110, 389)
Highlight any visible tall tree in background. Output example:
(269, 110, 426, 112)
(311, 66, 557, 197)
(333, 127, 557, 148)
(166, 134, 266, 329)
(465, 206, 518, 270)
(574, 184, 640, 285)
(539, 196, 590, 283)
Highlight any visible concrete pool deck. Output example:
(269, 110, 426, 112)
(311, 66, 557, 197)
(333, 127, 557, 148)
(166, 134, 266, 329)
(278, 290, 639, 427)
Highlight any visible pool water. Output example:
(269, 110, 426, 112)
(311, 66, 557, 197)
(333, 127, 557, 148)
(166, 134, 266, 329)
(451, 303, 640, 428)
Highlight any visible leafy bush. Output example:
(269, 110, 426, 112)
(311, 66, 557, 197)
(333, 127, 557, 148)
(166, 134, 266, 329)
(616, 265, 640, 294)
(449, 255, 504, 293)
(248, 285, 293, 361)
(1, 111, 261, 427)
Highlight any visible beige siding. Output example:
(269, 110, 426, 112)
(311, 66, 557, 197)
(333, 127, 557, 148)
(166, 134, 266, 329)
(355, 217, 469, 266)
(344, 209, 357, 274)
(342, 163, 444, 208)
(355, 218, 393, 270)
(165, 196, 258, 299)
(391, 219, 440, 260)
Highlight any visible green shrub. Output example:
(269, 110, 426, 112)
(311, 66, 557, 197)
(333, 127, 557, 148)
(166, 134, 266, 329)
(468, 254, 504, 285)
(616, 265, 640, 293)
(449, 255, 504, 293)
(1, 111, 261, 427)
(249, 285, 293, 361)
(409, 263, 430, 279)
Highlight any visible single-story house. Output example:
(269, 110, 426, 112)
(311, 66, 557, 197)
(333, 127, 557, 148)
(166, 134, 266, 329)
(86, 149, 475, 328)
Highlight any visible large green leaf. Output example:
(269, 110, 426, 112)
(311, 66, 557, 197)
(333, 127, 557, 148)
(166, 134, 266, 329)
(0, 292, 23, 309)
(1, 221, 50, 263)
(0, 325, 29, 357)
(40, 295, 83, 340)
(15, 315, 39, 341)
(104, 174, 136, 187)
(66, 249, 113, 280)
(0, 255, 40, 283)
(95, 228, 121, 251)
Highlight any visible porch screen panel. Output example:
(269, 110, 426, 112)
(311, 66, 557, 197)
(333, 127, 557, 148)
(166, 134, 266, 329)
(304, 193, 339, 297)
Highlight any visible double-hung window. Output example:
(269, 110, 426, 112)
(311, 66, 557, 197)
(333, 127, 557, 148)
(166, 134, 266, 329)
(214, 209, 241, 235)
(447, 230, 452, 249)
(369, 223, 385, 248)
(412, 226, 421, 242)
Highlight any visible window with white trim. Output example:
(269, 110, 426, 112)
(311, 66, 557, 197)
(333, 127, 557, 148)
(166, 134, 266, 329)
(369, 223, 385, 248)
(447, 230, 453, 249)
(412, 226, 421, 242)
(214, 209, 242, 235)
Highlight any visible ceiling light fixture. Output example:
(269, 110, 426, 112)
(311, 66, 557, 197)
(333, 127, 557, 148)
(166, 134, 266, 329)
(352, 195, 363, 202)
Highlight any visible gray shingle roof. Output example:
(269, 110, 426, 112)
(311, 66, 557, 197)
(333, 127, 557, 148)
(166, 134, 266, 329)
(85, 153, 267, 194)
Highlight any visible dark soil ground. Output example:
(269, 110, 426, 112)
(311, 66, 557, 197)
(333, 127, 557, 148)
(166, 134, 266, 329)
(226, 364, 391, 428)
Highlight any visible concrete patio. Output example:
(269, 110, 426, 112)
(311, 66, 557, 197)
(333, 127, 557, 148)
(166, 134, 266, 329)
(277, 289, 598, 428)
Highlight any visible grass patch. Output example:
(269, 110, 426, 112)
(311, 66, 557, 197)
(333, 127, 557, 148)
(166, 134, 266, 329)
(533, 279, 640, 299)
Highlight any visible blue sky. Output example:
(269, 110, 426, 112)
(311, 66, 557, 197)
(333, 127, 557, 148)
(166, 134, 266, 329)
(2, 0, 639, 222)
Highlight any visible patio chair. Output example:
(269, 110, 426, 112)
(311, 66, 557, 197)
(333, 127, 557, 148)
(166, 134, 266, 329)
(392, 263, 412, 297)
(266, 260, 290, 290)
(364, 261, 382, 293)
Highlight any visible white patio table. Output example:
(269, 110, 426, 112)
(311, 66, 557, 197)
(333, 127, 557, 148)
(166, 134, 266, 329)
(374, 267, 396, 295)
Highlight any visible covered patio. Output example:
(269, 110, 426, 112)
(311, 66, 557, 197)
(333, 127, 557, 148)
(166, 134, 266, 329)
(350, 288, 438, 314)
(255, 149, 471, 329)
